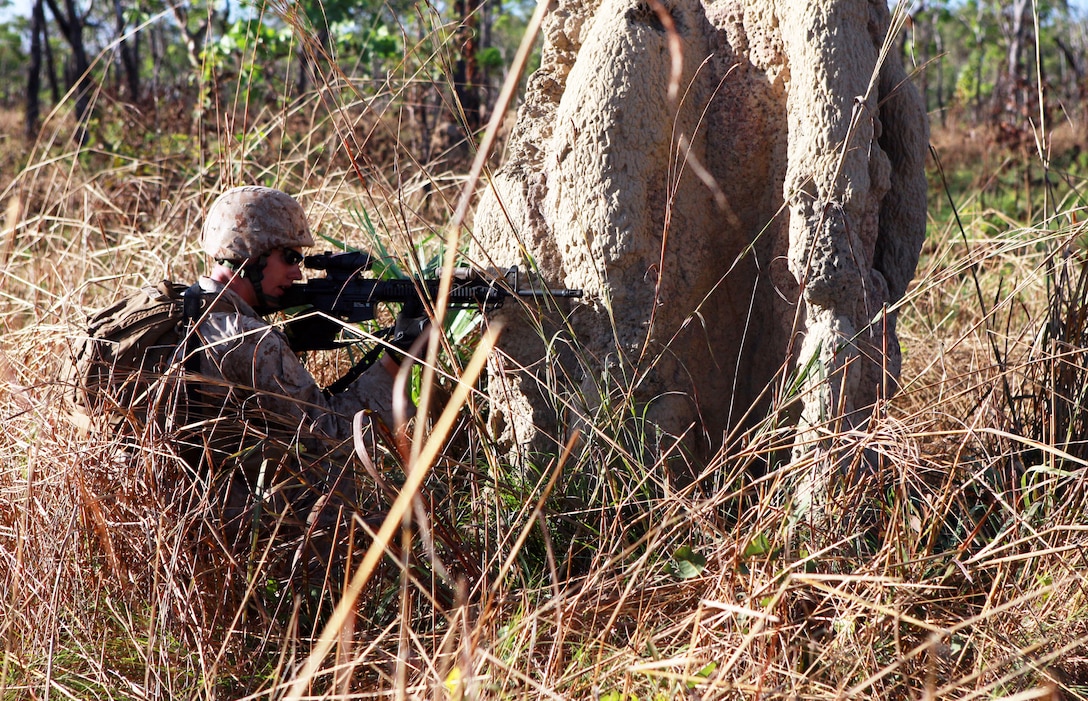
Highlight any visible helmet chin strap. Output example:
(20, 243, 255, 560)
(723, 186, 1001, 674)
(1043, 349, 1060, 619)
(244, 253, 280, 314)
(223, 254, 277, 313)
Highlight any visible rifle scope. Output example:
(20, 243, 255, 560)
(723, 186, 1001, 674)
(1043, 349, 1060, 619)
(302, 251, 373, 272)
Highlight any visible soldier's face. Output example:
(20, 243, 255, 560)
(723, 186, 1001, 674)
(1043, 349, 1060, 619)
(261, 247, 304, 302)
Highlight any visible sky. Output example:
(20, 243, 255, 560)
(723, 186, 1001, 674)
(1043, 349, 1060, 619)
(0, 0, 28, 22)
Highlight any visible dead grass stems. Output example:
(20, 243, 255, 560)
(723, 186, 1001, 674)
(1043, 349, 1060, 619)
(5, 3, 1088, 699)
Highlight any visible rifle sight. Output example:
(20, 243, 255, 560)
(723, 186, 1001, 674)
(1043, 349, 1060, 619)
(302, 250, 373, 272)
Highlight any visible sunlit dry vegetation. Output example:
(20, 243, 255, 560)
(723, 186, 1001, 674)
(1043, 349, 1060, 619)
(5, 1, 1088, 699)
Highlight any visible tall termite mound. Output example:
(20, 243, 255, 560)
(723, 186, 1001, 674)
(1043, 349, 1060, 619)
(473, 0, 928, 466)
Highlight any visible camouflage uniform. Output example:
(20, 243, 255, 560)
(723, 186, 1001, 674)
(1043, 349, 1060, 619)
(180, 186, 402, 578)
(189, 276, 396, 449)
(171, 277, 398, 581)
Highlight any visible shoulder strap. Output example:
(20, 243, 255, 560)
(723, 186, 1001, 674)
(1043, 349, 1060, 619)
(323, 345, 384, 397)
(181, 282, 209, 376)
(182, 282, 206, 321)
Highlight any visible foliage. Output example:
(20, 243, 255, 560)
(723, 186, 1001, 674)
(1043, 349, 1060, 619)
(906, 0, 1088, 143)
(3, 0, 533, 159)
(0, 15, 25, 105)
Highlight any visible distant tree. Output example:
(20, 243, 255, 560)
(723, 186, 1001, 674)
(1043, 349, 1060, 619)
(295, 0, 349, 94)
(0, 9, 28, 105)
(1053, 16, 1088, 107)
(25, 0, 46, 138)
(169, 0, 220, 72)
(452, 0, 483, 130)
(110, 0, 139, 99)
(42, 0, 92, 141)
(6, 0, 541, 152)
(908, 0, 1088, 140)
(993, 0, 1035, 142)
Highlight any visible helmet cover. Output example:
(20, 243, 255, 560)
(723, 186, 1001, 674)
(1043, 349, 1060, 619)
(201, 186, 314, 262)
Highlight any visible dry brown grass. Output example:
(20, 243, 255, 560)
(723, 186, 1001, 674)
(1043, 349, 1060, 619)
(6, 13, 1088, 701)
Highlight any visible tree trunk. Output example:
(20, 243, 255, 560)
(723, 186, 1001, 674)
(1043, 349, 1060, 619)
(1055, 34, 1087, 114)
(1000, 0, 1027, 103)
(169, 4, 213, 70)
(415, 16, 433, 161)
(908, 5, 928, 112)
(113, 0, 140, 101)
(43, 0, 92, 141)
(478, 0, 494, 114)
(934, 16, 945, 124)
(25, 0, 44, 138)
(43, 10, 61, 104)
(1006, 0, 1031, 97)
(296, 27, 327, 96)
(972, 17, 984, 122)
(297, 53, 310, 95)
(995, 0, 1033, 143)
(452, 0, 481, 131)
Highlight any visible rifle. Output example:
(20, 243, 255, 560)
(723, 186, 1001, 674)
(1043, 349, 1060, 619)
(279, 251, 582, 352)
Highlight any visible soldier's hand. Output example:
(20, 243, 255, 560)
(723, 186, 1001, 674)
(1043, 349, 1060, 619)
(389, 297, 430, 363)
(284, 312, 344, 353)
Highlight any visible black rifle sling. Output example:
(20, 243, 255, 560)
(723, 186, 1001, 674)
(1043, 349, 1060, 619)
(181, 283, 208, 409)
(181, 283, 206, 371)
(323, 343, 384, 397)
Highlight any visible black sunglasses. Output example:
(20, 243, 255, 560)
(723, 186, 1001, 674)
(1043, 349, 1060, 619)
(282, 249, 305, 266)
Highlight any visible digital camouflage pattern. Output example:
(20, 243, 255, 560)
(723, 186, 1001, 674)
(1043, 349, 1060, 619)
(200, 186, 315, 262)
(183, 277, 397, 460)
(181, 277, 399, 577)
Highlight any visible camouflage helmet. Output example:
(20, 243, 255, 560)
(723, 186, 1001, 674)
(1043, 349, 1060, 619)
(201, 186, 314, 262)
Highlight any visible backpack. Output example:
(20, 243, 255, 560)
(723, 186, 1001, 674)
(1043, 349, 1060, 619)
(62, 280, 222, 431)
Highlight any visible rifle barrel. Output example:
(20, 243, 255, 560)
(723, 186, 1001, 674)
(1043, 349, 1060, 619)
(517, 288, 583, 298)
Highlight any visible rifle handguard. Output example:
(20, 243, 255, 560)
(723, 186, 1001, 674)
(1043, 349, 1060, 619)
(279, 252, 584, 327)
